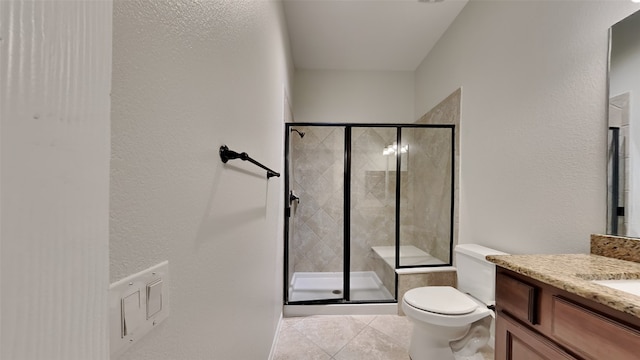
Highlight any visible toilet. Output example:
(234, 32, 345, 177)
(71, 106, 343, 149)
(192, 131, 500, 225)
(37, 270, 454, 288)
(402, 244, 507, 360)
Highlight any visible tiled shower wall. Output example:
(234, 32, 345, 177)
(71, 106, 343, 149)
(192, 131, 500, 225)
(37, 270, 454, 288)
(290, 127, 400, 274)
(414, 88, 461, 262)
(350, 128, 399, 272)
(289, 123, 454, 275)
(401, 128, 452, 264)
(290, 127, 345, 273)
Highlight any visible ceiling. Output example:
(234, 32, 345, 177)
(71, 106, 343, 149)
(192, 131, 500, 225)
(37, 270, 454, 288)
(282, 0, 469, 71)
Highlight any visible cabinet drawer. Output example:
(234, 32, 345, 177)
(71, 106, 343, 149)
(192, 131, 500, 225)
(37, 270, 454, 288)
(496, 272, 538, 324)
(497, 313, 577, 360)
(552, 296, 640, 360)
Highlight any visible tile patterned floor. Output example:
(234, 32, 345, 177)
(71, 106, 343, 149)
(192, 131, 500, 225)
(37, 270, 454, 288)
(272, 315, 494, 360)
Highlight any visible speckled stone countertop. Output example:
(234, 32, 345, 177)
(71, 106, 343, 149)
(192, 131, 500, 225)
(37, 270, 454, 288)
(486, 253, 640, 318)
(591, 234, 640, 263)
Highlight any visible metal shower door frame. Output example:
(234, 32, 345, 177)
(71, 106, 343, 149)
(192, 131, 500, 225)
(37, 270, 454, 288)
(283, 123, 455, 305)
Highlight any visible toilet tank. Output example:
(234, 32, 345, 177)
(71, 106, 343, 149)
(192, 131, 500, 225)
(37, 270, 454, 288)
(455, 244, 507, 306)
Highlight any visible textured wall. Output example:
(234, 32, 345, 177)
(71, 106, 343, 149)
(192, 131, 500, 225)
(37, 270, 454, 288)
(415, 1, 640, 255)
(110, 0, 292, 359)
(294, 69, 415, 123)
(1, 1, 112, 359)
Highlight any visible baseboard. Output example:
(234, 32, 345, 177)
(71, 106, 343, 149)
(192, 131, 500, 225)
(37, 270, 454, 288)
(267, 311, 284, 360)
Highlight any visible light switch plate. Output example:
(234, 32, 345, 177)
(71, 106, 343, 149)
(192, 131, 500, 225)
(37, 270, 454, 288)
(109, 261, 169, 358)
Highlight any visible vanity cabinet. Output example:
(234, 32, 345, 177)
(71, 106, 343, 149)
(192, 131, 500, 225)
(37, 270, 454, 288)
(494, 268, 640, 360)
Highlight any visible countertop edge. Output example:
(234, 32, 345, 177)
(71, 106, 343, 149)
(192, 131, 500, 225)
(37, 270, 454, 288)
(486, 254, 640, 319)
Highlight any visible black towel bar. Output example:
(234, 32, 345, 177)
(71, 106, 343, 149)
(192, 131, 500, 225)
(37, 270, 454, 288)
(219, 145, 280, 179)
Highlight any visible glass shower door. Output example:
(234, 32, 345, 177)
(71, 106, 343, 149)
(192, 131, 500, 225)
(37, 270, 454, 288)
(349, 127, 396, 301)
(285, 125, 345, 302)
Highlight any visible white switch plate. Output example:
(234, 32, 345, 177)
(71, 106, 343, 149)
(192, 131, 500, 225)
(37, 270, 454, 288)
(109, 261, 169, 358)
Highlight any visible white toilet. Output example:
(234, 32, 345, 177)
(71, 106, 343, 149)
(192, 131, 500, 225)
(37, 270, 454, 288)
(402, 244, 507, 360)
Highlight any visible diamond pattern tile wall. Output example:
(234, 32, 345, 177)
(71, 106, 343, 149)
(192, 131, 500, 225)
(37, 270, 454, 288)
(289, 125, 453, 278)
(291, 127, 345, 273)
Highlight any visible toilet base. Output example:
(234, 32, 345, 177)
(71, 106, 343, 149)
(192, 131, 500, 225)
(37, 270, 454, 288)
(451, 317, 492, 358)
(453, 354, 486, 360)
(408, 319, 470, 360)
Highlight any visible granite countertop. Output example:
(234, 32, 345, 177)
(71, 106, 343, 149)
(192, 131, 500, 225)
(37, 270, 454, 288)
(486, 253, 640, 318)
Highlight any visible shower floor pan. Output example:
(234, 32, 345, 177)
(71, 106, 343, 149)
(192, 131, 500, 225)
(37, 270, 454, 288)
(289, 271, 393, 302)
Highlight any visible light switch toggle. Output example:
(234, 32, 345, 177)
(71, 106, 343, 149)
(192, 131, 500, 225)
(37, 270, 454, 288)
(122, 291, 142, 338)
(146, 279, 163, 319)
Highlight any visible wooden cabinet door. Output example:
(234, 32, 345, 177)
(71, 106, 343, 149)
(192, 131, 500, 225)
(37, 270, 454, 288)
(551, 296, 640, 360)
(496, 313, 579, 360)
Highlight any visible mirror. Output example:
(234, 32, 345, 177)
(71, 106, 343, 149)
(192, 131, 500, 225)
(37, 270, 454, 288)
(608, 10, 640, 237)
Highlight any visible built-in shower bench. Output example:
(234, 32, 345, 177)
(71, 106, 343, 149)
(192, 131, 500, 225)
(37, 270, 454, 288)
(371, 245, 447, 268)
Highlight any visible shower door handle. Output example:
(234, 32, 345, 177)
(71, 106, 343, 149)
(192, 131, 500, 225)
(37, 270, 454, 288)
(289, 191, 300, 205)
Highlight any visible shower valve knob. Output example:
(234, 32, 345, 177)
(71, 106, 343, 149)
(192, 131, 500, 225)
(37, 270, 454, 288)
(289, 191, 300, 204)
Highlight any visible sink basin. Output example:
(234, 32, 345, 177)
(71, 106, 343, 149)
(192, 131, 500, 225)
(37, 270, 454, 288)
(591, 279, 640, 297)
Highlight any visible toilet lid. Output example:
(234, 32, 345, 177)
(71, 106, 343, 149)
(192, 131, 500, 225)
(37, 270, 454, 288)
(404, 286, 478, 315)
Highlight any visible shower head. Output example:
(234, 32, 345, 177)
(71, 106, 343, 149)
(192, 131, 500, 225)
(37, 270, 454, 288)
(291, 128, 305, 138)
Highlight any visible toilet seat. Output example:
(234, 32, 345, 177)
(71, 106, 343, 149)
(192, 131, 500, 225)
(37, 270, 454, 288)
(402, 286, 493, 327)
(404, 286, 478, 315)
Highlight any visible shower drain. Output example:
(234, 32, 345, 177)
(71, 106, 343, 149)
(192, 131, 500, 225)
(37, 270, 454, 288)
(332, 289, 342, 295)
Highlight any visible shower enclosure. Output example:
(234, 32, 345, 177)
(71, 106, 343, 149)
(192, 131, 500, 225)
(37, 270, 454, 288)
(284, 123, 454, 305)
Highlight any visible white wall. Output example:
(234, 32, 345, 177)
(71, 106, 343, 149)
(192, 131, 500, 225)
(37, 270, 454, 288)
(110, 0, 292, 359)
(610, 11, 640, 237)
(294, 69, 415, 123)
(1, 1, 112, 359)
(414, 1, 640, 254)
